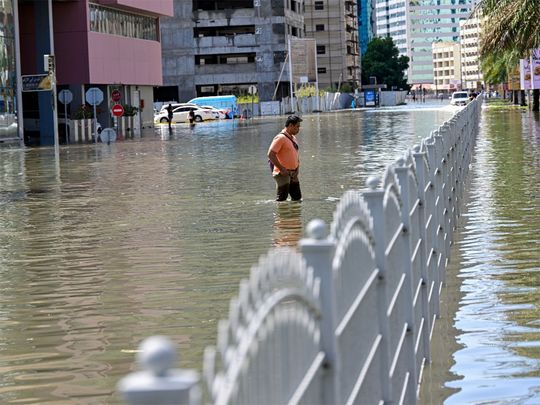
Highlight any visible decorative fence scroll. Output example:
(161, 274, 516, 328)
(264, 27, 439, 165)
(119, 96, 483, 405)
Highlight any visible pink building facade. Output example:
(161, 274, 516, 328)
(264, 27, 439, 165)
(18, 0, 173, 145)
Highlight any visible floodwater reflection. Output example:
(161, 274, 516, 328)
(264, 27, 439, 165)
(0, 108, 454, 403)
(420, 108, 540, 404)
(272, 202, 303, 248)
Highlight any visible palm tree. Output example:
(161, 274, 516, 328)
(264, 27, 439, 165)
(479, 0, 540, 110)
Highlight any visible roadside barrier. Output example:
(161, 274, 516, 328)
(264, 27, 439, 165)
(118, 96, 483, 405)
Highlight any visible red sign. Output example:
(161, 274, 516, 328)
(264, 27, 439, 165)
(112, 103, 124, 117)
(111, 89, 121, 102)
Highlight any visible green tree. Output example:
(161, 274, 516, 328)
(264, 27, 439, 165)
(479, 0, 540, 110)
(480, 49, 521, 85)
(361, 37, 410, 90)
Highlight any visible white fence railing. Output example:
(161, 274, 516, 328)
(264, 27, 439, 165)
(118, 96, 483, 405)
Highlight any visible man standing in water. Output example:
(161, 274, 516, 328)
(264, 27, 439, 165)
(267, 115, 302, 202)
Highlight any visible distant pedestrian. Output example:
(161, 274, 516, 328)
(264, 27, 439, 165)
(412, 90, 416, 102)
(166, 104, 173, 129)
(267, 114, 303, 202)
(188, 109, 195, 125)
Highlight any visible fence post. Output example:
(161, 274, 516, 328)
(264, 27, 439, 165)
(362, 176, 393, 404)
(118, 336, 201, 405)
(300, 219, 340, 405)
(393, 157, 420, 399)
(412, 145, 432, 364)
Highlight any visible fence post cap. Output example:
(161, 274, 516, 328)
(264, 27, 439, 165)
(138, 336, 177, 376)
(306, 219, 328, 240)
(366, 176, 381, 190)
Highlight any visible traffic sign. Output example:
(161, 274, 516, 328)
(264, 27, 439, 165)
(111, 89, 121, 102)
(112, 104, 124, 117)
(58, 89, 73, 104)
(248, 85, 257, 95)
(86, 87, 104, 106)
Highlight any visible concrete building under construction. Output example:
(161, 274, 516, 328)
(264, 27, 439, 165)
(158, 0, 305, 103)
(158, 0, 361, 103)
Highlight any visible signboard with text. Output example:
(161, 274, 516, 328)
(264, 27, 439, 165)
(508, 65, 521, 91)
(531, 48, 540, 90)
(291, 38, 318, 83)
(519, 59, 532, 90)
(22, 74, 51, 92)
(364, 90, 377, 107)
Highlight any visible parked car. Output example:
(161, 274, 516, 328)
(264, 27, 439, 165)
(199, 105, 228, 119)
(157, 102, 197, 113)
(154, 105, 219, 124)
(450, 91, 470, 106)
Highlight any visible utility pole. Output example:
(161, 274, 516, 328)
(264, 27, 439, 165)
(47, 0, 59, 154)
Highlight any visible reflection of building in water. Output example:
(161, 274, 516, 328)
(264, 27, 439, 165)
(272, 202, 303, 248)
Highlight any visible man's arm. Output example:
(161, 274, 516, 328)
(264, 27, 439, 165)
(267, 150, 288, 176)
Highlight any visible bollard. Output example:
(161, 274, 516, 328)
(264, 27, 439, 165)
(118, 336, 201, 405)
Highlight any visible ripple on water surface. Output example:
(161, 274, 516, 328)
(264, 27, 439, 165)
(422, 109, 540, 405)
(0, 110, 454, 403)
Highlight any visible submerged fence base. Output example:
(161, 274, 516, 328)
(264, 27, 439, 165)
(119, 96, 483, 405)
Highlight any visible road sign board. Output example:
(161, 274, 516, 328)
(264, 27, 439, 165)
(22, 74, 51, 92)
(111, 89, 121, 102)
(112, 104, 124, 117)
(58, 89, 73, 104)
(86, 87, 104, 106)
(248, 85, 257, 95)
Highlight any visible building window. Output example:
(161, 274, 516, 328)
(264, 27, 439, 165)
(317, 45, 326, 54)
(89, 3, 158, 41)
(314, 1, 324, 10)
(193, 0, 254, 10)
(291, 0, 297, 12)
(196, 53, 256, 65)
(315, 24, 325, 31)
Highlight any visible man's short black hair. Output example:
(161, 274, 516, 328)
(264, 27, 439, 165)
(286, 114, 303, 126)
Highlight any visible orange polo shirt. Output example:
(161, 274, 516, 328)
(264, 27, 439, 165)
(268, 131, 299, 175)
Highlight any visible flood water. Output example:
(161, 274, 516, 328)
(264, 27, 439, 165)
(420, 108, 540, 404)
(1, 104, 537, 404)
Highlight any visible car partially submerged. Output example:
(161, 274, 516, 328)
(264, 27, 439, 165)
(154, 105, 219, 124)
(450, 91, 470, 106)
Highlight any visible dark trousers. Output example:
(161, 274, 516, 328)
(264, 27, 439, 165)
(274, 173, 302, 201)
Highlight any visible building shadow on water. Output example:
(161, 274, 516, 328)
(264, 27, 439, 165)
(272, 202, 303, 248)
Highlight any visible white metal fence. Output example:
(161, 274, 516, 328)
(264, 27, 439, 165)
(118, 96, 483, 405)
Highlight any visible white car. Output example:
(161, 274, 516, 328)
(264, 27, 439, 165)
(158, 103, 197, 113)
(154, 105, 219, 124)
(450, 91, 470, 106)
(199, 105, 229, 119)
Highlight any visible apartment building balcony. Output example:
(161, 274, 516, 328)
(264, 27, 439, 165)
(347, 55, 359, 68)
(195, 34, 258, 50)
(196, 62, 258, 76)
(346, 14, 356, 24)
(192, 8, 256, 25)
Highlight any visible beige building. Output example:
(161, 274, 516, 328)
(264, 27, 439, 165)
(432, 42, 462, 92)
(460, 14, 484, 91)
(305, 0, 361, 90)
